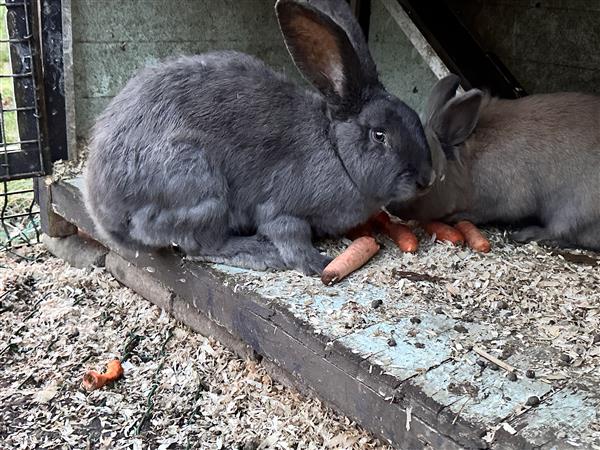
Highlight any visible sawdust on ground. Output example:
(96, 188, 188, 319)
(0, 246, 392, 450)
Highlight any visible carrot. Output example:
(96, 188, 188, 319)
(373, 211, 419, 253)
(346, 221, 374, 240)
(321, 236, 380, 285)
(454, 220, 491, 253)
(82, 359, 124, 391)
(422, 221, 465, 246)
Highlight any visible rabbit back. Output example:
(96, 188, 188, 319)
(466, 93, 600, 229)
(84, 52, 326, 251)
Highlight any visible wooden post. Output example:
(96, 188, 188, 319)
(34, 176, 77, 237)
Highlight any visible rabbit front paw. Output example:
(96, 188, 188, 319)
(511, 226, 552, 243)
(295, 252, 333, 276)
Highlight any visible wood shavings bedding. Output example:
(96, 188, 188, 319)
(51, 142, 88, 182)
(0, 246, 391, 450)
(223, 228, 600, 382)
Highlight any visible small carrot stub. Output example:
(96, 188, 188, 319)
(321, 236, 380, 285)
(422, 221, 465, 246)
(454, 220, 491, 253)
(373, 211, 419, 253)
(82, 359, 124, 391)
(346, 222, 374, 240)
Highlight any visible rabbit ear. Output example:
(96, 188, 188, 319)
(300, 0, 378, 82)
(276, 0, 378, 113)
(431, 89, 483, 148)
(425, 74, 461, 122)
(428, 89, 483, 163)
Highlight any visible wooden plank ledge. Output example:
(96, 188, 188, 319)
(45, 176, 600, 450)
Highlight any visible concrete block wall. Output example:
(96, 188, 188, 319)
(67, 0, 599, 149)
(70, 0, 301, 141)
(69, 0, 437, 145)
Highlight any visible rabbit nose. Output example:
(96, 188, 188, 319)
(416, 167, 436, 190)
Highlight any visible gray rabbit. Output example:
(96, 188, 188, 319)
(389, 74, 600, 250)
(84, 0, 435, 274)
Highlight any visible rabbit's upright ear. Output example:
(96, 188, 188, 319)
(300, 0, 378, 81)
(276, 0, 379, 114)
(425, 74, 461, 122)
(430, 89, 483, 161)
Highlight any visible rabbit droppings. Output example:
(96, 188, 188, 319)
(84, 0, 436, 274)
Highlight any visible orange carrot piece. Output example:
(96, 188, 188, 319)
(346, 221, 374, 240)
(321, 236, 380, 285)
(389, 223, 419, 253)
(422, 221, 465, 246)
(454, 221, 491, 253)
(373, 211, 419, 253)
(82, 359, 124, 391)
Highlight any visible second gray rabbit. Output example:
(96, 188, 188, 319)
(84, 0, 436, 274)
(389, 75, 600, 250)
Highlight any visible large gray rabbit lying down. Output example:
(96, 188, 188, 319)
(389, 75, 600, 251)
(84, 0, 436, 274)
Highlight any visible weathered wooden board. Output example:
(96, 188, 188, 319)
(34, 176, 77, 237)
(404, 353, 553, 446)
(103, 251, 448, 448)
(105, 250, 257, 361)
(46, 177, 600, 450)
(502, 368, 600, 449)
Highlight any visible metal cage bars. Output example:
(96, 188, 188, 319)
(0, 0, 46, 248)
(0, 0, 47, 182)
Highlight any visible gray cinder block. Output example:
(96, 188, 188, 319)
(42, 232, 108, 268)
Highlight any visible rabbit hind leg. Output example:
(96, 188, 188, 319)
(566, 221, 600, 251)
(186, 234, 286, 271)
(124, 196, 224, 251)
(511, 214, 600, 251)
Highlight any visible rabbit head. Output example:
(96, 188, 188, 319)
(277, 0, 436, 205)
(387, 75, 484, 221)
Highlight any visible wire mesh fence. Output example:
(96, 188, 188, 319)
(1, 178, 39, 249)
(0, 0, 46, 249)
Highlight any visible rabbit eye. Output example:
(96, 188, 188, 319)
(370, 129, 387, 145)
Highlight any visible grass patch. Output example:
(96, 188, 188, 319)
(4, 178, 34, 212)
(0, 5, 19, 144)
(1, 178, 39, 248)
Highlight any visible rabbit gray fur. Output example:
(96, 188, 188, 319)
(84, 0, 434, 274)
(389, 74, 600, 251)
